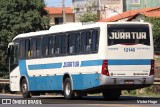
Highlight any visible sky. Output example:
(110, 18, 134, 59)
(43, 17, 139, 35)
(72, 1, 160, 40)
(45, 0, 72, 7)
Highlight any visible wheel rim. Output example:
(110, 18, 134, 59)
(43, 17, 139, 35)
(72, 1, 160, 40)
(22, 83, 27, 94)
(65, 82, 71, 96)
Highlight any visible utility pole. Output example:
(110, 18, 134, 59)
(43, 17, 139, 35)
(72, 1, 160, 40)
(62, 0, 66, 24)
(97, 0, 101, 20)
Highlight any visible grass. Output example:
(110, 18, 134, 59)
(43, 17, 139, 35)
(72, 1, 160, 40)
(122, 88, 160, 98)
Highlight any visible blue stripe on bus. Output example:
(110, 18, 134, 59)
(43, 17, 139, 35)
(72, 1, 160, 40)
(80, 59, 151, 67)
(81, 60, 103, 67)
(27, 59, 151, 70)
(28, 63, 62, 70)
(108, 59, 151, 65)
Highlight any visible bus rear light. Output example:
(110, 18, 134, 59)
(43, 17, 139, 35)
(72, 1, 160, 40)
(101, 60, 109, 76)
(149, 60, 154, 76)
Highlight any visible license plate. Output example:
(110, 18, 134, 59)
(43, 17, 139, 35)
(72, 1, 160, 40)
(125, 80, 134, 84)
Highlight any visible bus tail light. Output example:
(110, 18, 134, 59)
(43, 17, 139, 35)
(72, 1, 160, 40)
(149, 60, 154, 76)
(101, 60, 109, 76)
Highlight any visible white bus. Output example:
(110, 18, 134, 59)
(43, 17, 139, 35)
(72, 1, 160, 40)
(8, 22, 154, 100)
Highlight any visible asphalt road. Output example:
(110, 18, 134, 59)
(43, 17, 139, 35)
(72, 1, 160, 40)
(0, 94, 160, 107)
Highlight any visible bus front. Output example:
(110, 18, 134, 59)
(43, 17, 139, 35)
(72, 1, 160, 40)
(101, 23, 154, 89)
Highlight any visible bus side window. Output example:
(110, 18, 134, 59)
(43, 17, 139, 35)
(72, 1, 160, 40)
(75, 33, 80, 54)
(69, 33, 75, 54)
(61, 35, 67, 55)
(81, 32, 87, 53)
(69, 32, 80, 54)
(81, 31, 91, 53)
(49, 36, 55, 56)
(25, 39, 30, 58)
(91, 30, 99, 52)
(30, 38, 36, 58)
(19, 40, 25, 59)
(36, 38, 42, 57)
(86, 31, 91, 52)
(42, 36, 49, 57)
(13, 45, 18, 64)
(55, 35, 61, 55)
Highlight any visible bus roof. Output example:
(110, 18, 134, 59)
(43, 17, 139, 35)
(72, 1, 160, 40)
(12, 22, 151, 41)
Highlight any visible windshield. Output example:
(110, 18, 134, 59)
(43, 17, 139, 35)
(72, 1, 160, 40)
(108, 24, 150, 46)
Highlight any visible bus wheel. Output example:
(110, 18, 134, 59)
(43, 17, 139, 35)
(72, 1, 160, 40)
(21, 78, 31, 98)
(102, 90, 121, 100)
(63, 78, 75, 99)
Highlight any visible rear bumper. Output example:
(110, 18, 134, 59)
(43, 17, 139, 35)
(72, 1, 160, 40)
(100, 74, 154, 85)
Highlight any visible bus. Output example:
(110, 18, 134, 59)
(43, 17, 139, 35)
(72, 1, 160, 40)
(8, 22, 154, 100)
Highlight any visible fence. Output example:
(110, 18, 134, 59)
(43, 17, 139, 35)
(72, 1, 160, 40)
(154, 78, 160, 85)
(0, 79, 9, 84)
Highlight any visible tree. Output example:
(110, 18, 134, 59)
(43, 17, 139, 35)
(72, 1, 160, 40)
(79, 12, 98, 22)
(0, 0, 50, 78)
(79, 0, 99, 22)
(145, 17, 160, 52)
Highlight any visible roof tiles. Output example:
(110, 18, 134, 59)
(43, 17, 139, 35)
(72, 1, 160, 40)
(99, 7, 160, 22)
(45, 7, 73, 15)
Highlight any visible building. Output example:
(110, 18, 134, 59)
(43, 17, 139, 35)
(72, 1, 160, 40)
(100, 0, 123, 19)
(99, 7, 160, 22)
(72, 0, 98, 21)
(72, 0, 124, 21)
(124, 0, 160, 11)
(45, 7, 74, 25)
(72, 0, 160, 22)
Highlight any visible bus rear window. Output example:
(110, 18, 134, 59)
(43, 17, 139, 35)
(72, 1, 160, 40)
(108, 24, 150, 46)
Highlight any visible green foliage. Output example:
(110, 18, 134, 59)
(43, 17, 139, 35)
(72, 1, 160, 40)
(79, 1, 98, 22)
(148, 72, 160, 95)
(144, 17, 160, 51)
(145, 83, 160, 95)
(0, 0, 50, 78)
(79, 12, 98, 22)
(128, 90, 137, 95)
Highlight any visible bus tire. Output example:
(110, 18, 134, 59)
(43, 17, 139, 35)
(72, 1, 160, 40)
(20, 78, 31, 98)
(63, 78, 75, 99)
(102, 90, 121, 100)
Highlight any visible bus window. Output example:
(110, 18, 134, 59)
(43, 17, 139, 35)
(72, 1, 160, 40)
(69, 33, 80, 54)
(55, 35, 61, 55)
(108, 24, 150, 46)
(9, 44, 18, 71)
(49, 36, 55, 56)
(61, 35, 67, 55)
(19, 40, 25, 59)
(30, 38, 36, 58)
(42, 36, 49, 56)
(91, 30, 99, 52)
(69, 33, 75, 54)
(75, 33, 80, 54)
(13, 45, 18, 64)
(25, 39, 30, 58)
(36, 38, 42, 57)
(81, 31, 91, 53)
